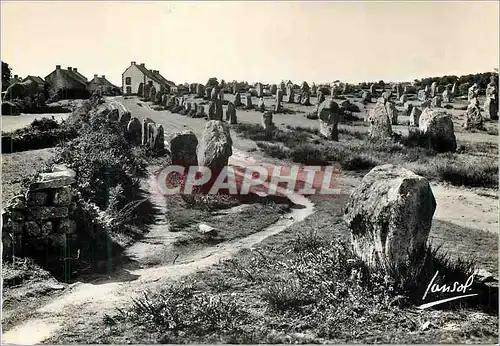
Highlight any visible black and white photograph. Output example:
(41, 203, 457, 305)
(1, 1, 499, 344)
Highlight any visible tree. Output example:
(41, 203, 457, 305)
(205, 77, 218, 88)
(2, 61, 12, 91)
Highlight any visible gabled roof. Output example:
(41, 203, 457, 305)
(151, 70, 176, 87)
(90, 75, 116, 88)
(23, 75, 45, 85)
(131, 63, 176, 87)
(72, 70, 88, 82)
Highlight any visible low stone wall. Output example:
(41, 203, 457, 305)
(2, 165, 79, 271)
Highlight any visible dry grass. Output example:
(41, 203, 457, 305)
(233, 123, 498, 188)
(90, 194, 498, 344)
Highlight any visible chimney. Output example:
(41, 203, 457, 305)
(131, 61, 136, 65)
(74, 68, 78, 72)
(101, 75, 105, 78)
(153, 70, 158, 74)
(94, 74, 98, 78)
(56, 65, 61, 70)
(68, 67, 73, 71)
(14, 75, 18, 79)
(140, 63, 145, 67)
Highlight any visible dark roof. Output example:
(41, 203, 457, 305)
(133, 63, 176, 87)
(90, 75, 116, 88)
(67, 70, 88, 85)
(23, 75, 45, 86)
(45, 68, 87, 92)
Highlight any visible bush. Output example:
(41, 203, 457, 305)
(55, 115, 148, 210)
(1, 118, 78, 153)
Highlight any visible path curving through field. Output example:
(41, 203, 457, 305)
(1, 148, 315, 345)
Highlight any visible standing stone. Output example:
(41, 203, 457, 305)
(421, 99, 432, 109)
(311, 83, 317, 96)
(210, 87, 218, 101)
(143, 84, 151, 99)
(141, 118, 155, 146)
(442, 85, 452, 103)
(219, 89, 225, 102)
(285, 85, 295, 103)
(127, 118, 142, 144)
(161, 94, 168, 106)
(419, 108, 457, 152)
(361, 91, 372, 103)
(400, 94, 408, 104)
(151, 125, 165, 152)
(468, 83, 479, 102)
(317, 91, 326, 105)
(430, 81, 437, 97)
(318, 100, 341, 140)
(403, 101, 413, 117)
(409, 106, 422, 126)
(226, 102, 237, 124)
(149, 86, 157, 102)
(464, 98, 484, 130)
(245, 94, 252, 108)
(155, 92, 163, 105)
(205, 87, 212, 100)
(369, 84, 376, 95)
(196, 84, 204, 98)
(169, 130, 198, 166)
(256, 83, 263, 98)
(258, 97, 265, 112)
(484, 80, 498, 120)
(301, 81, 310, 93)
(215, 99, 223, 120)
(261, 111, 274, 134)
(431, 96, 442, 108)
(382, 91, 392, 102)
(275, 89, 283, 112)
(234, 92, 242, 107)
(300, 91, 311, 106)
(368, 98, 393, 138)
(199, 120, 233, 170)
(451, 82, 458, 96)
(270, 84, 277, 95)
(280, 81, 286, 93)
(208, 101, 217, 120)
(330, 85, 338, 98)
(417, 89, 426, 101)
(232, 81, 240, 95)
(344, 164, 436, 272)
(197, 104, 206, 118)
(396, 84, 402, 99)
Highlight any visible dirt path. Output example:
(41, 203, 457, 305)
(1, 148, 315, 345)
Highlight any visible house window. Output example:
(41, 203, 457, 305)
(125, 77, 131, 85)
(126, 86, 132, 94)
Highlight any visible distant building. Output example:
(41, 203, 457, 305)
(22, 75, 46, 93)
(88, 74, 120, 95)
(121, 61, 176, 95)
(45, 65, 89, 100)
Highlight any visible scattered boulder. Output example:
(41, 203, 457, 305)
(431, 96, 442, 108)
(300, 91, 311, 106)
(226, 102, 237, 124)
(368, 98, 393, 139)
(199, 120, 233, 170)
(409, 107, 422, 126)
(127, 117, 142, 144)
(403, 101, 413, 117)
(464, 98, 484, 130)
(258, 97, 266, 112)
(234, 92, 242, 107)
(419, 108, 457, 152)
(344, 164, 436, 272)
(318, 99, 341, 140)
(169, 130, 198, 166)
(261, 111, 274, 134)
(361, 91, 371, 103)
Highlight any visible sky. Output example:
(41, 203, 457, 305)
(2, 1, 499, 86)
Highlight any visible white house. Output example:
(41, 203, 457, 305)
(121, 61, 175, 95)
